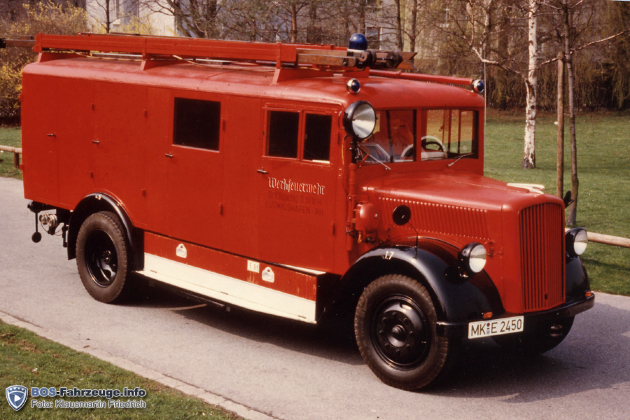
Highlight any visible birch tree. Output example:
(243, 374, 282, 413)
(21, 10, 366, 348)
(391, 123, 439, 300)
(522, 0, 539, 168)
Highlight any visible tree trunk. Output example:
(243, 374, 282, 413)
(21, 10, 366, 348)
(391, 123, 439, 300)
(105, 0, 111, 34)
(522, 0, 538, 169)
(290, 4, 298, 43)
(206, 0, 218, 39)
(358, 0, 366, 35)
(409, 0, 418, 53)
(556, 52, 564, 198)
(170, 0, 190, 37)
(482, 0, 494, 57)
(307, 2, 318, 43)
(523, 82, 536, 169)
(343, 0, 351, 42)
(395, 0, 403, 50)
(564, 3, 579, 225)
(482, 0, 494, 116)
(567, 63, 578, 225)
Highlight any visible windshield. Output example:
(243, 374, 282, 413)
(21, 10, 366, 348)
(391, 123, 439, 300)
(357, 109, 478, 164)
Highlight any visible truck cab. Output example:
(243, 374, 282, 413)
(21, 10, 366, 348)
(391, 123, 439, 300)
(19, 32, 594, 390)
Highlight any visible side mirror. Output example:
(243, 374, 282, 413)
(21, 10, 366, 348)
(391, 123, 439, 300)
(563, 191, 574, 208)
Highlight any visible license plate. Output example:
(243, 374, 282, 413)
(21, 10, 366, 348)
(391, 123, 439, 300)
(468, 316, 524, 339)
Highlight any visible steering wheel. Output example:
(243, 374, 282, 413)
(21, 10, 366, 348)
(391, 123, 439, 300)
(421, 135, 445, 152)
(400, 144, 415, 159)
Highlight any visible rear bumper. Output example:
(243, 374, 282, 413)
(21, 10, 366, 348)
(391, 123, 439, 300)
(436, 293, 595, 338)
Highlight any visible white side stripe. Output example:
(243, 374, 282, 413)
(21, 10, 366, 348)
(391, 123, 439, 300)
(139, 254, 317, 324)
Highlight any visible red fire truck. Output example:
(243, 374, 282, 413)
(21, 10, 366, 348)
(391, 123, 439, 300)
(12, 32, 593, 390)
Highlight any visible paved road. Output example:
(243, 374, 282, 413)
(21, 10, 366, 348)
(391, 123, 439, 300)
(1, 176, 629, 420)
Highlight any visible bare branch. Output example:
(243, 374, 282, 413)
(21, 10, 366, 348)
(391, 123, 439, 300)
(572, 28, 630, 54)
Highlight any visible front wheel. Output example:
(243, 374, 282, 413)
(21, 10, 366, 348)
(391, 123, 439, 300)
(76, 211, 131, 303)
(354, 274, 456, 390)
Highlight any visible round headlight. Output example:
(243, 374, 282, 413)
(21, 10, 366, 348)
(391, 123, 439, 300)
(566, 228, 588, 257)
(343, 101, 376, 140)
(459, 243, 487, 275)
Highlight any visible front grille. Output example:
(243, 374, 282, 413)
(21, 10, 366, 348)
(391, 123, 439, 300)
(519, 203, 565, 312)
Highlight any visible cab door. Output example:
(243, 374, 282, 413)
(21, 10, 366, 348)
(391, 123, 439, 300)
(257, 104, 338, 272)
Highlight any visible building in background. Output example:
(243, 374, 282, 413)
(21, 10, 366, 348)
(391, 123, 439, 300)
(86, 0, 175, 35)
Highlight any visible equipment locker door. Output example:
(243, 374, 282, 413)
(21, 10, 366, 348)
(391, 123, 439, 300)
(145, 89, 224, 249)
(92, 81, 147, 224)
(22, 75, 94, 206)
(164, 93, 225, 249)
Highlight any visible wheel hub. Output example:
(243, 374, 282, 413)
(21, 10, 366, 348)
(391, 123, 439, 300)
(391, 325, 406, 342)
(85, 230, 118, 287)
(372, 296, 430, 368)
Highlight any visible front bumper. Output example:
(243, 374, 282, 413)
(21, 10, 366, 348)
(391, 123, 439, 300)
(436, 293, 595, 338)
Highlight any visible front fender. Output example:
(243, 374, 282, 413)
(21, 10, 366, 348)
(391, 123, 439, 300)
(335, 243, 503, 324)
(566, 255, 590, 302)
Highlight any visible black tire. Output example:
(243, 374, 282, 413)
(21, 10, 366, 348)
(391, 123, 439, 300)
(76, 211, 131, 303)
(354, 274, 456, 390)
(493, 316, 574, 355)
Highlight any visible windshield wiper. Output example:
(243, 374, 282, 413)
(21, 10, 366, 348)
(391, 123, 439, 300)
(358, 146, 391, 171)
(447, 153, 474, 167)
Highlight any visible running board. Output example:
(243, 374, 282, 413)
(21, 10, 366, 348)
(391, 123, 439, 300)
(137, 232, 318, 324)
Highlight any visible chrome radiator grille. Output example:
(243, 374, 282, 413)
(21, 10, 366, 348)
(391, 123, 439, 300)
(519, 203, 565, 312)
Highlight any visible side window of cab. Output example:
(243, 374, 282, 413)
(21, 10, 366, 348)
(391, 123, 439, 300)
(421, 109, 478, 161)
(266, 110, 332, 162)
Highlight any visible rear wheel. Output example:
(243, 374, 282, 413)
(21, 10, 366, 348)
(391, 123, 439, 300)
(354, 274, 456, 390)
(76, 211, 131, 303)
(494, 316, 574, 354)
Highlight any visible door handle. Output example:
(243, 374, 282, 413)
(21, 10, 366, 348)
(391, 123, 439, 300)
(165, 153, 174, 158)
(257, 168, 269, 174)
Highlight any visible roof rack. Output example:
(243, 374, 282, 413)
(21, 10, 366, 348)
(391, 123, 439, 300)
(2, 33, 484, 89)
(0, 35, 35, 48)
(2, 33, 416, 71)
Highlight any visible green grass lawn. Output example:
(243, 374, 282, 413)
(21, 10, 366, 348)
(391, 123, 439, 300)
(485, 110, 630, 295)
(0, 126, 22, 180)
(0, 321, 239, 419)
